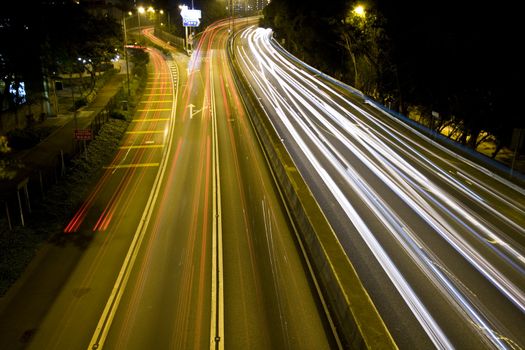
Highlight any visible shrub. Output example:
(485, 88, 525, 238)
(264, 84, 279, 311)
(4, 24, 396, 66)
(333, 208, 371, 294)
(110, 111, 126, 120)
(7, 128, 40, 150)
(74, 98, 87, 109)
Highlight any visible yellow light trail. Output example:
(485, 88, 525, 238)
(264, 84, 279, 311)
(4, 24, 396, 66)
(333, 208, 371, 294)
(103, 163, 160, 169)
(136, 108, 172, 112)
(125, 130, 165, 134)
(119, 145, 164, 149)
(131, 118, 170, 122)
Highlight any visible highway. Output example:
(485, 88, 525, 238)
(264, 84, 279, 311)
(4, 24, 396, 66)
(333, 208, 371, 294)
(96, 24, 333, 349)
(234, 26, 525, 349)
(0, 46, 179, 349)
(0, 24, 334, 350)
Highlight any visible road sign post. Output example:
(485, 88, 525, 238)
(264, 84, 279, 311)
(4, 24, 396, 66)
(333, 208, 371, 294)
(179, 5, 201, 54)
(74, 129, 92, 160)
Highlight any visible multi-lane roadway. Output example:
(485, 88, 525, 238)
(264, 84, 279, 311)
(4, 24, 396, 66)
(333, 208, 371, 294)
(234, 25, 525, 349)
(3, 16, 524, 350)
(0, 23, 334, 350)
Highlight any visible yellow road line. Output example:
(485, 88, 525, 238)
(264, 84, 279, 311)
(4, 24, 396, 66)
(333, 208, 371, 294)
(131, 118, 170, 122)
(103, 163, 160, 169)
(126, 130, 165, 134)
(143, 93, 172, 96)
(119, 145, 164, 149)
(136, 108, 172, 112)
(139, 100, 173, 103)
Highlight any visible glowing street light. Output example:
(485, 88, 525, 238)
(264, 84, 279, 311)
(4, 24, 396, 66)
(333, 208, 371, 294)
(137, 6, 146, 42)
(353, 4, 366, 17)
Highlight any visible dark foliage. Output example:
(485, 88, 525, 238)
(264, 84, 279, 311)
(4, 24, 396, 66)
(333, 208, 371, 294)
(263, 0, 524, 152)
(0, 118, 129, 295)
(7, 126, 54, 150)
(0, 2, 122, 115)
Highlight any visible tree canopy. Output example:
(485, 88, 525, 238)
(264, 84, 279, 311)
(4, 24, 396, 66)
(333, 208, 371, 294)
(0, 2, 122, 113)
(262, 0, 524, 154)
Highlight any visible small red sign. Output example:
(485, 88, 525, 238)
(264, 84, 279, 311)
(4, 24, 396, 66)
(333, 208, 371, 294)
(74, 129, 92, 141)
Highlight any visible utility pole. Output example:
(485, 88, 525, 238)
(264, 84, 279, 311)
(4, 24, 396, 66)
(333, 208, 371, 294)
(122, 14, 131, 96)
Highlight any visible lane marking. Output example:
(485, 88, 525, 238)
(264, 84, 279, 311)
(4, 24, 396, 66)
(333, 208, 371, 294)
(139, 100, 173, 103)
(125, 130, 165, 134)
(119, 145, 164, 150)
(209, 54, 225, 350)
(103, 163, 160, 169)
(88, 54, 180, 350)
(131, 118, 170, 122)
(136, 108, 173, 112)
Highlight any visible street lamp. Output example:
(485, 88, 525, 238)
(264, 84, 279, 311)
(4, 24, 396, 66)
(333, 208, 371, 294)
(138, 6, 145, 42)
(353, 5, 366, 18)
(179, 5, 189, 53)
(122, 13, 132, 96)
(159, 9, 170, 31)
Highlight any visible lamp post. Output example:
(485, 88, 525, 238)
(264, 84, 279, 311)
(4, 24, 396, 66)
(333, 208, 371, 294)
(179, 5, 189, 53)
(137, 6, 145, 42)
(346, 4, 366, 89)
(158, 9, 170, 31)
(122, 12, 131, 96)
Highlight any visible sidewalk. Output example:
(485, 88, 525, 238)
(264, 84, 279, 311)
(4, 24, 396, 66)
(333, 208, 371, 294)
(0, 72, 125, 225)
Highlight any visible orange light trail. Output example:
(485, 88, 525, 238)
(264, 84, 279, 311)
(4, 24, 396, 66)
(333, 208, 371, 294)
(64, 48, 173, 233)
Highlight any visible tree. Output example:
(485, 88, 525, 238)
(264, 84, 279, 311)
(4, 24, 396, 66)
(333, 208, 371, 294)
(41, 3, 121, 96)
(335, 2, 394, 99)
(262, 0, 346, 74)
(1, 2, 123, 123)
(265, 0, 525, 157)
(0, 3, 43, 117)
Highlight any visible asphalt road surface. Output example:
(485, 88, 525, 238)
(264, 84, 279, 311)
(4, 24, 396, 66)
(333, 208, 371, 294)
(0, 25, 334, 350)
(234, 25, 525, 349)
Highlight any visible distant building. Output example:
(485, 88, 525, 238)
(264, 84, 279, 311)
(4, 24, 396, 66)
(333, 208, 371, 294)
(232, 0, 269, 13)
(253, 0, 270, 11)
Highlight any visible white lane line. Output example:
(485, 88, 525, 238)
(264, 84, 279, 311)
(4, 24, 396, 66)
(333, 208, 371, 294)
(209, 53, 225, 350)
(87, 58, 179, 350)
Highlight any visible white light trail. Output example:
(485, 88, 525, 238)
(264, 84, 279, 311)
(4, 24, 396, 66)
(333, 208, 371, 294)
(235, 26, 525, 349)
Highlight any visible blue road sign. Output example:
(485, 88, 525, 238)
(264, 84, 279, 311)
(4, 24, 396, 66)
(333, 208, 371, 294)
(183, 19, 200, 27)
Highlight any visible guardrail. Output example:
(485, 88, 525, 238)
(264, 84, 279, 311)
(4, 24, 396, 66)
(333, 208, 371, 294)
(153, 28, 185, 51)
(269, 37, 525, 186)
(0, 86, 125, 230)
